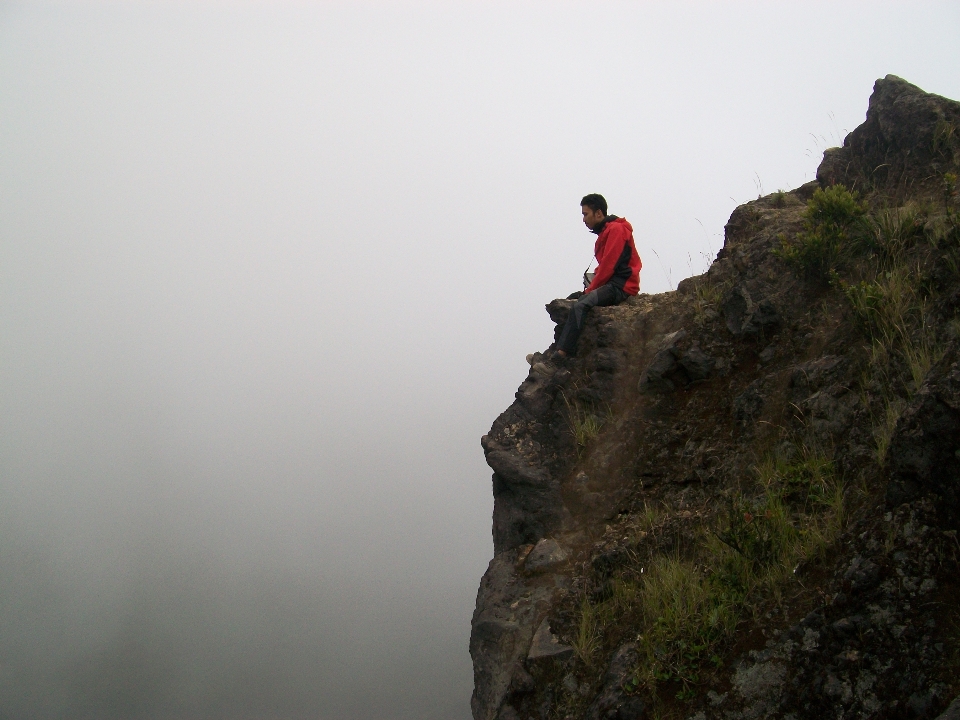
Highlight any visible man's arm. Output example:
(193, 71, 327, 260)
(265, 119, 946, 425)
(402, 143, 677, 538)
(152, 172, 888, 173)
(584, 224, 628, 293)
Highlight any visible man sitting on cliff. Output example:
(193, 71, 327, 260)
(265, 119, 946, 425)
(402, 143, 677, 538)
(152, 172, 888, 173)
(554, 194, 642, 358)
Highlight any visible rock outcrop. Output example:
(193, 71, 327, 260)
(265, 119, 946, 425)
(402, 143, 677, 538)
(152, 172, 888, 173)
(472, 76, 960, 720)
(887, 341, 960, 521)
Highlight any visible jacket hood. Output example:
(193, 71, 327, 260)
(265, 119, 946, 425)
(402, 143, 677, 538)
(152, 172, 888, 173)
(591, 215, 632, 235)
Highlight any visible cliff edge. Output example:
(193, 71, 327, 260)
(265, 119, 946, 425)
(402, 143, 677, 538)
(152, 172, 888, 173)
(471, 76, 960, 720)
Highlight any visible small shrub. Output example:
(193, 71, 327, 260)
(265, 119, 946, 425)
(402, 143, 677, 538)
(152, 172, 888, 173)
(777, 185, 868, 279)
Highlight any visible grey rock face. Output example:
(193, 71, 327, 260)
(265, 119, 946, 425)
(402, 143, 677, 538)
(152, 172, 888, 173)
(470, 552, 553, 720)
(584, 643, 644, 720)
(935, 696, 960, 720)
(483, 434, 566, 553)
(527, 617, 573, 662)
(723, 286, 779, 338)
(733, 381, 764, 425)
(471, 77, 960, 720)
(817, 75, 960, 192)
(638, 329, 711, 392)
(679, 345, 716, 380)
(523, 538, 568, 573)
(887, 341, 960, 522)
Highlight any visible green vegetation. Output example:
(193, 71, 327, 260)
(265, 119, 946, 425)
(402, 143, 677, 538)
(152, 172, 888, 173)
(567, 445, 844, 701)
(776, 185, 868, 280)
(571, 597, 602, 665)
(778, 185, 960, 462)
(561, 391, 606, 450)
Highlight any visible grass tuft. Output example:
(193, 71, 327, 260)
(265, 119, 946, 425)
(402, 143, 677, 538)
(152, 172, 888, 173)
(561, 391, 606, 449)
(571, 597, 602, 666)
(873, 395, 908, 463)
(691, 278, 728, 327)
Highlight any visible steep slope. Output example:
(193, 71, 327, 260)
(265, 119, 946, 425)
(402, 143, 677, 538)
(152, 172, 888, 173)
(471, 76, 960, 720)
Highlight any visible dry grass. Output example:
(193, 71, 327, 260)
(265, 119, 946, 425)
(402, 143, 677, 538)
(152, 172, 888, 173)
(691, 278, 729, 327)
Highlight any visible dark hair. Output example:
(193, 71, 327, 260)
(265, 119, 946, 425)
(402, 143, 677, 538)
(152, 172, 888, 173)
(580, 194, 607, 215)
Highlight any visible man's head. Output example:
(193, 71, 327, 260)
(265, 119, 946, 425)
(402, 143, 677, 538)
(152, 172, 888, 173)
(580, 193, 607, 231)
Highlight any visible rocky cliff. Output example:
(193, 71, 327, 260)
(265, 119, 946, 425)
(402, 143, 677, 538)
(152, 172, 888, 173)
(471, 76, 960, 720)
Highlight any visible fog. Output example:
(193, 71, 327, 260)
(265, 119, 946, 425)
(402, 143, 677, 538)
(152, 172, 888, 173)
(1, 2, 958, 718)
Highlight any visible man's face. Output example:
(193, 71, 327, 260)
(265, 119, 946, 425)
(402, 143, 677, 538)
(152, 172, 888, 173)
(581, 205, 605, 231)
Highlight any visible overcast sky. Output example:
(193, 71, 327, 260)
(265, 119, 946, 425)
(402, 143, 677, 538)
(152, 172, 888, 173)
(2, 2, 959, 718)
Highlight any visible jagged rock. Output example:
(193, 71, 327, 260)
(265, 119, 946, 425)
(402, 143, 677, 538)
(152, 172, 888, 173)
(679, 345, 715, 381)
(482, 435, 567, 553)
(798, 385, 859, 440)
(908, 691, 939, 718)
(590, 348, 624, 373)
(523, 538, 568, 573)
(509, 664, 535, 694)
(546, 298, 576, 343)
(887, 341, 960, 521)
(817, 75, 960, 192)
(471, 552, 554, 720)
(515, 362, 561, 416)
(527, 617, 573, 662)
(790, 355, 846, 393)
(842, 556, 880, 592)
(733, 381, 764, 425)
(723, 285, 779, 337)
(584, 643, 643, 720)
(732, 660, 787, 719)
(935, 696, 960, 720)
(758, 344, 776, 364)
(638, 330, 688, 392)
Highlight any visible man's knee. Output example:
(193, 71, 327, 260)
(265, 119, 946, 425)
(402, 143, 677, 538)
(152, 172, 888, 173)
(577, 290, 601, 309)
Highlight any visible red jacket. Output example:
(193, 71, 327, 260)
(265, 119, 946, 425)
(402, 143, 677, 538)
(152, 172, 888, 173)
(585, 216, 642, 295)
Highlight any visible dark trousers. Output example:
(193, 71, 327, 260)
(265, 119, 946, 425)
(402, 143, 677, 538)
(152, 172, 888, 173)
(556, 283, 627, 355)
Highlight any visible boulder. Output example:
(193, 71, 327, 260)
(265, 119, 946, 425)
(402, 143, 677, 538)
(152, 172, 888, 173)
(527, 617, 573, 662)
(523, 538, 569, 573)
(723, 285, 780, 338)
(638, 330, 689, 392)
